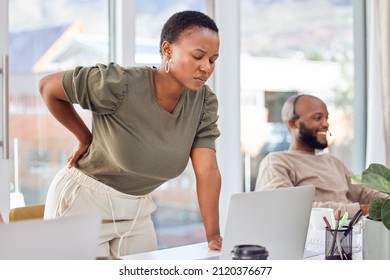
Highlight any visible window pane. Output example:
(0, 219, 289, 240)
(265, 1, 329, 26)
(135, 0, 207, 65)
(9, 0, 109, 206)
(240, 0, 354, 189)
(135, 0, 208, 249)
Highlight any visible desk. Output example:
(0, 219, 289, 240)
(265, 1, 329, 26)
(122, 220, 363, 260)
(122, 242, 220, 260)
(122, 242, 362, 260)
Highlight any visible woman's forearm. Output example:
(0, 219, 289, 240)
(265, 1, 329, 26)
(191, 148, 222, 241)
(197, 170, 222, 241)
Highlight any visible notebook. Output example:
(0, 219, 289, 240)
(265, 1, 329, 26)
(0, 214, 101, 260)
(220, 185, 315, 260)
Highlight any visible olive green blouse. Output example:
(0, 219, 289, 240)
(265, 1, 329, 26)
(62, 63, 220, 195)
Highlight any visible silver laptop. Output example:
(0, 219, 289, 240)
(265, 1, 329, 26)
(220, 185, 315, 260)
(0, 214, 101, 260)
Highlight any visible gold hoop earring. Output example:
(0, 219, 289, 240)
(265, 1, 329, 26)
(165, 59, 170, 73)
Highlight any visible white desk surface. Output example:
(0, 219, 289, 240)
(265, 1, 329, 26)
(121, 242, 220, 260)
(121, 242, 362, 260)
(121, 222, 363, 260)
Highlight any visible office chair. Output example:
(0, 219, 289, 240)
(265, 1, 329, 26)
(8, 204, 45, 222)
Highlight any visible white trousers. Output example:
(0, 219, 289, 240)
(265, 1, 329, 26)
(44, 167, 157, 258)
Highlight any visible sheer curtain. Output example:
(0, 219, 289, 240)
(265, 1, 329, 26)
(366, 0, 390, 166)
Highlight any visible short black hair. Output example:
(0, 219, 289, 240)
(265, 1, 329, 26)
(159, 10, 219, 55)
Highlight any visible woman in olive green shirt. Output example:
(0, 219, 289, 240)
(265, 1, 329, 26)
(39, 10, 222, 258)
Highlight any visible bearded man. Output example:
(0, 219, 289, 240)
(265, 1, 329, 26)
(255, 94, 387, 217)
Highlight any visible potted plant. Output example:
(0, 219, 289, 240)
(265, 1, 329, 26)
(352, 163, 390, 259)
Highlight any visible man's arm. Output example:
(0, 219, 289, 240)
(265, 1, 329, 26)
(255, 155, 294, 191)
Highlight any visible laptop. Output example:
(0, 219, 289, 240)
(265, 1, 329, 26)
(0, 214, 101, 260)
(220, 185, 315, 260)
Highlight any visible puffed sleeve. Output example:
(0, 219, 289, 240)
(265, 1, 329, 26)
(62, 62, 127, 114)
(192, 86, 220, 151)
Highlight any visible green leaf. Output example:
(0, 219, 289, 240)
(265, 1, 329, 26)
(351, 174, 362, 184)
(382, 199, 390, 231)
(368, 198, 386, 221)
(362, 174, 390, 194)
(361, 163, 390, 194)
(365, 163, 390, 181)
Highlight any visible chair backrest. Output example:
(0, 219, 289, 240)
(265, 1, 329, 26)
(9, 204, 45, 222)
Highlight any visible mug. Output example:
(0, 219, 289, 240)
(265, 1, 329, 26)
(309, 208, 335, 229)
(306, 208, 336, 252)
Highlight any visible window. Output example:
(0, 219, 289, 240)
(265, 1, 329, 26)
(9, 0, 110, 207)
(240, 0, 355, 189)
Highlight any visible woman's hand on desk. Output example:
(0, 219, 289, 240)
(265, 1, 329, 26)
(208, 235, 223, 251)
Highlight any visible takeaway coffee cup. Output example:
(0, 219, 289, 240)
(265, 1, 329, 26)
(231, 244, 269, 260)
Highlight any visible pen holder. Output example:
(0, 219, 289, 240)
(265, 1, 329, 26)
(325, 226, 353, 260)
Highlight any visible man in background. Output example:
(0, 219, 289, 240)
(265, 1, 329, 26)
(255, 94, 386, 216)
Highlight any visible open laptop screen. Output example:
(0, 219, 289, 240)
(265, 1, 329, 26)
(220, 185, 315, 260)
(0, 214, 101, 260)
